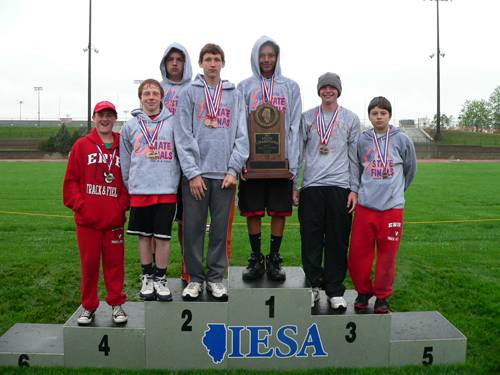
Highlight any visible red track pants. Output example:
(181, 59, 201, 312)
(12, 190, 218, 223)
(348, 204, 404, 299)
(76, 224, 126, 310)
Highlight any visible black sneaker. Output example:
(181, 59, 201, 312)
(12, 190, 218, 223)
(266, 253, 286, 281)
(374, 298, 390, 314)
(242, 253, 265, 281)
(354, 293, 372, 312)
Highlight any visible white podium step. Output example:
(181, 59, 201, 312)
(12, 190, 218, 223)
(390, 311, 467, 366)
(0, 323, 64, 368)
(0, 267, 467, 370)
(144, 278, 229, 370)
(63, 301, 145, 370)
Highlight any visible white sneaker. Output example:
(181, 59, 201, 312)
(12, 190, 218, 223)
(311, 287, 320, 307)
(206, 282, 228, 299)
(182, 282, 204, 299)
(139, 274, 155, 301)
(154, 275, 172, 301)
(77, 308, 95, 325)
(328, 296, 347, 310)
(112, 305, 128, 323)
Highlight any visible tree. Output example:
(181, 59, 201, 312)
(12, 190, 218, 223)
(458, 99, 491, 130)
(37, 125, 82, 153)
(53, 124, 73, 153)
(488, 86, 500, 129)
(430, 114, 451, 128)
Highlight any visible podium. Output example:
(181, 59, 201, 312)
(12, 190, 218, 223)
(0, 267, 467, 370)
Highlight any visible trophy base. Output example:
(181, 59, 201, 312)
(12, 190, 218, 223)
(243, 160, 293, 179)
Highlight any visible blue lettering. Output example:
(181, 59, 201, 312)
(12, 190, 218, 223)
(247, 326, 274, 358)
(228, 326, 245, 358)
(275, 326, 298, 358)
(296, 324, 327, 357)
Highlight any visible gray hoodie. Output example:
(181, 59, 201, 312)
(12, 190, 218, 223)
(159, 43, 193, 116)
(356, 126, 417, 211)
(298, 106, 361, 192)
(237, 35, 302, 176)
(120, 106, 181, 195)
(174, 74, 249, 181)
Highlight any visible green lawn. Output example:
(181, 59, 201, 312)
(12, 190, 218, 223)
(426, 128, 500, 146)
(0, 127, 62, 138)
(0, 161, 499, 374)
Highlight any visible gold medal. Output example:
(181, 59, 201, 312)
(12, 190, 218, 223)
(204, 118, 217, 129)
(147, 150, 160, 160)
(319, 145, 330, 155)
(105, 172, 115, 183)
(382, 171, 388, 179)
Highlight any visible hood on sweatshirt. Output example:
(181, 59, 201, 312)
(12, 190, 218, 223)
(159, 42, 193, 87)
(362, 125, 401, 140)
(131, 105, 173, 123)
(250, 35, 287, 83)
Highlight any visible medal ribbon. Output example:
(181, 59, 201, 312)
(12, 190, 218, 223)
(202, 78, 223, 121)
(373, 127, 391, 173)
(138, 118, 164, 150)
(316, 105, 340, 145)
(260, 75, 275, 105)
(95, 145, 116, 172)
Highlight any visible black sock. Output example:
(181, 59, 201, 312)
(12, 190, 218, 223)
(249, 233, 262, 254)
(154, 267, 167, 278)
(270, 235, 283, 254)
(141, 263, 154, 276)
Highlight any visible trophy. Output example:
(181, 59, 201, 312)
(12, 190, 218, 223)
(243, 103, 292, 179)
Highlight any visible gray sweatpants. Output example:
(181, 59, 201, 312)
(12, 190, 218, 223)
(182, 176, 235, 283)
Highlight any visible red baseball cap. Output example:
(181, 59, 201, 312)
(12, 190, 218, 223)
(93, 101, 117, 116)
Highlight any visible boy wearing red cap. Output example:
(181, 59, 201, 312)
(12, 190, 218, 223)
(63, 101, 130, 325)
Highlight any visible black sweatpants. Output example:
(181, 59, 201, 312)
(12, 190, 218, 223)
(298, 186, 352, 297)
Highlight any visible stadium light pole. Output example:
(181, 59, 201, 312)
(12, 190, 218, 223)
(84, 0, 99, 133)
(425, 0, 450, 142)
(18, 101, 24, 120)
(34, 87, 43, 124)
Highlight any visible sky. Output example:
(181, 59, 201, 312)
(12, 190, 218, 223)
(1, 0, 499, 126)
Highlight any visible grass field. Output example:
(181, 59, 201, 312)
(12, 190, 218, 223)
(426, 128, 500, 146)
(0, 127, 62, 139)
(0, 161, 499, 374)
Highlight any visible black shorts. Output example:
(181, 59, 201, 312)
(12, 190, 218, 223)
(175, 184, 183, 223)
(127, 203, 177, 239)
(238, 178, 293, 217)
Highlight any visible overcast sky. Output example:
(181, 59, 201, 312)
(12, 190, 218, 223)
(1, 0, 499, 125)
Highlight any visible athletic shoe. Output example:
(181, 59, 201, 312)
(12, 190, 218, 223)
(354, 293, 372, 312)
(182, 282, 204, 300)
(77, 308, 95, 325)
(154, 275, 173, 302)
(328, 296, 347, 310)
(266, 253, 286, 281)
(112, 305, 128, 323)
(311, 287, 320, 307)
(374, 298, 390, 314)
(242, 252, 265, 281)
(206, 281, 228, 299)
(139, 274, 156, 301)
